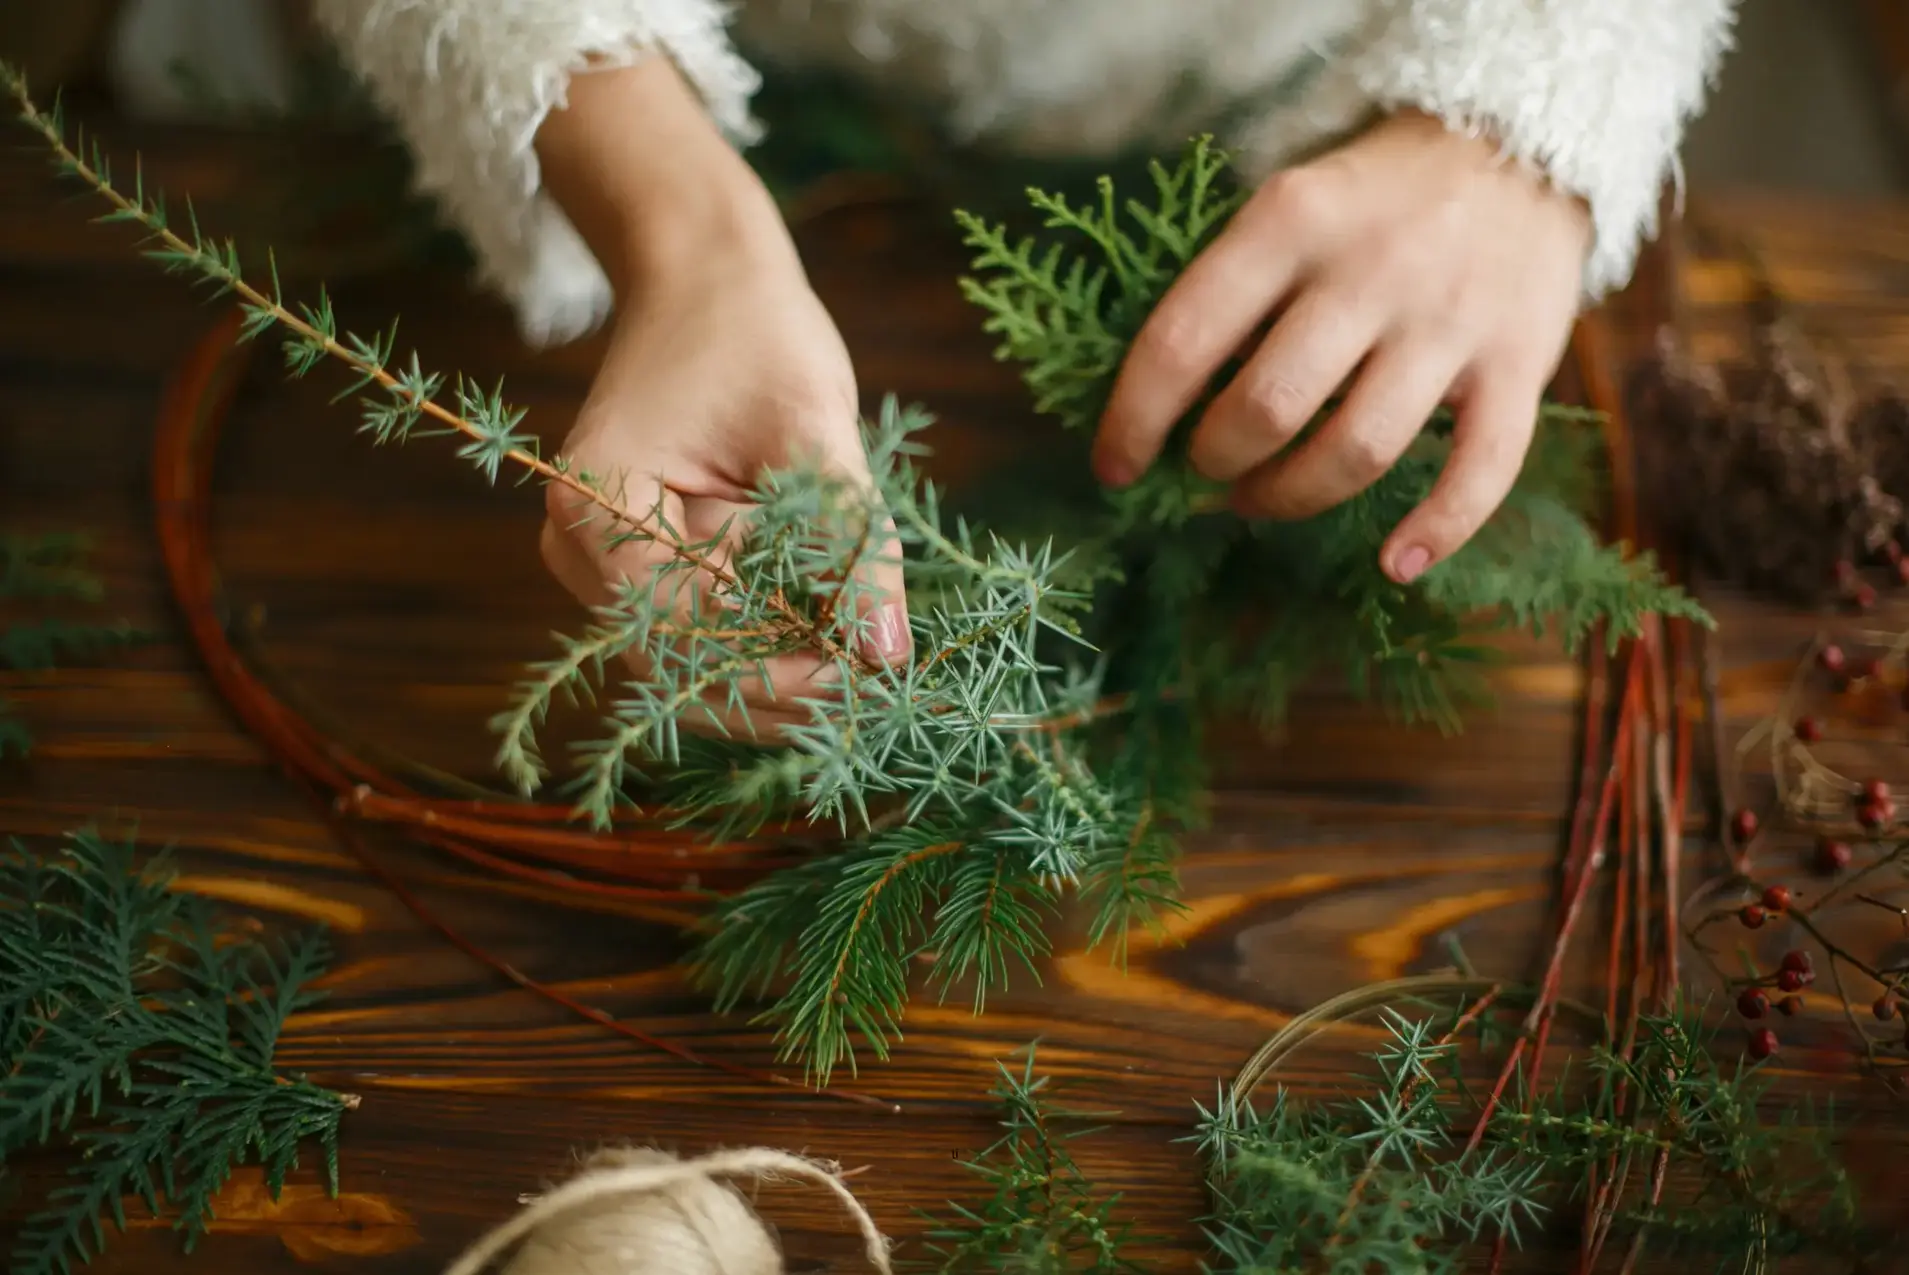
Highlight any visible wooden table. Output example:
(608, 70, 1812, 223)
(3, 118, 1908, 1272)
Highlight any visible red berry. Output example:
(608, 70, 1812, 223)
(1778, 967, 1808, 993)
(1856, 655, 1883, 680)
(1793, 717, 1824, 743)
(1731, 808, 1760, 842)
(1737, 988, 1769, 1018)
(1835, 559, 1859, 588)
(1780, 949, 1812, 974)
(1762, 885, 1793, 912)
(1748, 1027, 1780, 1058)
(1874, 995, 1898, 1022)
(1887, 541, 1903, 566)
(1859, 799, 1896, 831)
(1863, 778, 1892, 805)
(1816, 838, 1854, 872)
(1778, 995, 1803, 1017)
(1896, 557, 1909, 586)
(1819, 644, 1849, 674)
(1739, 903, 1767, 929)
(1854, 583, 1879, 611)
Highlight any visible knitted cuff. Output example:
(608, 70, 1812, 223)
(313, 0, 762, 345)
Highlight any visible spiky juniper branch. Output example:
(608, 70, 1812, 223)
(1193, 998, 1870, 1273)
(0, 65, 877, 689)
(8, 64, 1713, 1088)
(915, 1046, 1148, 1273)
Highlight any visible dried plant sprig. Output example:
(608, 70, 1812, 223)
(1692, 600, 1909, 1086)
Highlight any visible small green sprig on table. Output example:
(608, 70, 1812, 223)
(0, 533, 150, 758)
(4, 60, 1706, 1089)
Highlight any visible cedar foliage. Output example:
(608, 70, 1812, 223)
(4, 65, 1708, 1088)
(0, 829, 353, 1275)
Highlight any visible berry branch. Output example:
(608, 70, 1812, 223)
(1692, 547, 1909, 1086)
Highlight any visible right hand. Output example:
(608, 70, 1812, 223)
(540, 242, 911, 741)
(531, 55, 909, 741)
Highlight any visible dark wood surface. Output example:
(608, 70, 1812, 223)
(4, 118, 1909, 1272)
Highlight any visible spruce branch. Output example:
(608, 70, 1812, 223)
(0, 829, 356, 1275)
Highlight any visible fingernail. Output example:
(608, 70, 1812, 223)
(1392, 545, 1432, 584)
(868, 602, 912, 664)
(1094, 450, 1137, 488)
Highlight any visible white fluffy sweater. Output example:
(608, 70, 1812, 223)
(293, 0, 1738, 346)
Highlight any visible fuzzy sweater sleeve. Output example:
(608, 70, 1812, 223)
(311, 1, 763, 346)
(1235, 0, 1738, 304)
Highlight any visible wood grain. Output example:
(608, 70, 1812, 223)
(4, 121, 1909, 1272)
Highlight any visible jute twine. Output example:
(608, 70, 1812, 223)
(441, 1146, 893, 1275)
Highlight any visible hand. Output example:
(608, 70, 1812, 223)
(532, 57, 907, 740)
(542, 248, 910, 740)
(1093, 110, 1593, 583)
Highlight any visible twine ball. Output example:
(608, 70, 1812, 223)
(442, 1145, 893, 1275)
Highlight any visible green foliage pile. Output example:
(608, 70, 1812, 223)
(3, 63, 1709, 1091)
(1195, 1000, 1865, 1271)
(0, 829, 353, 1275)
(921, 1006, 1871, 1273)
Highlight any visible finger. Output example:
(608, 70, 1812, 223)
(559, 478, 820, 740)
(779, 421, 914, 669)
(688, 492, 844, 732)
(1231, 334, 1465, 522)
(540, 517, 614, 611)
(1187, 282, 1390, 484)
(1092, 216, 1304, 486)
(846, 509, 912, 667)
(1380, 361, 1543, 583)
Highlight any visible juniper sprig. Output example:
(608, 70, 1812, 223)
(0, 829, 355, 1275)
(1194, 996, 1868, 1273)
(6, 62, 1711, 1087)
(915, 1046, 1148, 1273)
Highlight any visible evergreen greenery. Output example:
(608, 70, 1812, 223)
(915, 1047, 1148, 1273)
(919, 1001, 1870, 1273)
(1198, 996, 1867, 1271)
(0, 532, 150, 758)
(0, 829, 354, 1275)
(4, 64, 1709, 1089)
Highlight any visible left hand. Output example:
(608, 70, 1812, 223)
(1092, 110, 1593, 584)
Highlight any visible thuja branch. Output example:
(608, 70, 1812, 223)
(1, 829, 356, 1275)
